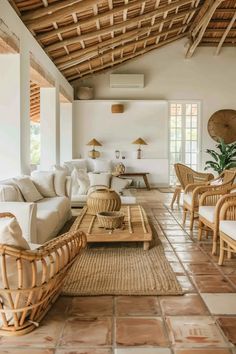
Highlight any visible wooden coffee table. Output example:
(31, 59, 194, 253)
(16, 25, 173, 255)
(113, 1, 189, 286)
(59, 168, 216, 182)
(71, 205, 153, 250)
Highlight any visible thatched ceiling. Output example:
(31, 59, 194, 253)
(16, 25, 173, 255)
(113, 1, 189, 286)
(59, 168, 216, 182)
(9, 0, 236, 82)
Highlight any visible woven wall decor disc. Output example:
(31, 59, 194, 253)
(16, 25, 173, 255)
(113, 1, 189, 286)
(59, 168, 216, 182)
(208, 109, 236, 144)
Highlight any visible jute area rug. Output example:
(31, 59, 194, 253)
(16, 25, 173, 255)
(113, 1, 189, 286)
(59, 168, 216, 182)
(62, 218, 183, 296)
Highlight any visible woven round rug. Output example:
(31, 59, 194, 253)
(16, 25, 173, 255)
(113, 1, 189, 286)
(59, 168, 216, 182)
(62, 223, 183, 296)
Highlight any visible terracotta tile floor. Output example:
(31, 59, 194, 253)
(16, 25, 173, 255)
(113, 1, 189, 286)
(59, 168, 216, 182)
(1, 189, 236, 353)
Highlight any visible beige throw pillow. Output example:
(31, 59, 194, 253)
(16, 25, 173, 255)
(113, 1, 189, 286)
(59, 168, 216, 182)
(54, 170, 67, 196)
(31, 171, 56, 198)
(13, 177, 43, 202)
(88, 172, 111, 188)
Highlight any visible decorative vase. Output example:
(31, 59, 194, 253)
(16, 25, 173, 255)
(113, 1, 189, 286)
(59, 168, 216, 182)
(87, 188, 121, 215)
(113, 163, 125, 175)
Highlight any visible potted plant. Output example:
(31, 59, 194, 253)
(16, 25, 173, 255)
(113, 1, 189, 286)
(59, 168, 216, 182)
(205, 139, 236, 175)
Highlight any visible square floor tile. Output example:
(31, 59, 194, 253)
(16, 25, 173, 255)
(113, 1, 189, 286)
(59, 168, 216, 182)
(68, 296, 113, 316)
(116, 317, 168, 347)
(166, 316, 227, 348)
(183, 263, 221, 275)
(177, 276, 196, 293)
(115, 296, 160, 316)
(115, 349, 171, 354)
(166, 236, 192, 243)
(59, 317, 112, 347)
(217, 317, 236, 345)
(160, 294, 209, 315)
(176, 251, 209, 263)
(191, 275, 235, 293)
(201, 293, 236, 314)
(169, 262, 185, 275)
(0, 350, 55, 354)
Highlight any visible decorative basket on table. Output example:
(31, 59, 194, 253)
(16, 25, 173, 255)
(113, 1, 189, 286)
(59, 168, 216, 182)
(97, 211, 125, 230)
(87, 187, 121, 215)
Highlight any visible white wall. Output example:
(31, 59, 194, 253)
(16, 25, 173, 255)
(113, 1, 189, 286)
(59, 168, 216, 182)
(74, 39, 236, 170)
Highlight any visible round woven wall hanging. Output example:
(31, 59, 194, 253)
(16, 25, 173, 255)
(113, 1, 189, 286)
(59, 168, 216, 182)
(208, 109, 236, 144)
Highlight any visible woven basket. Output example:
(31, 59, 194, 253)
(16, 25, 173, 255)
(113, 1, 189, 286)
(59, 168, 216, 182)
(97, 211, 125, 229)
(87, 188, 121, 215)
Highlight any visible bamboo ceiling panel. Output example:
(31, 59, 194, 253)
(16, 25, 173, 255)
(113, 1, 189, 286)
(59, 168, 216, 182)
(9, 0, 236, 81)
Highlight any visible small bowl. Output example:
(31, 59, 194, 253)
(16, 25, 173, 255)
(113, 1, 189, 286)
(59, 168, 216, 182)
(97, 211, 125, 230)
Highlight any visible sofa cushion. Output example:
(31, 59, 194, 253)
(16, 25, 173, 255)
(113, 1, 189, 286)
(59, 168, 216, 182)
(0, 185, 20, 202)
(199, 206, 215, 223)
(13, 176, 43, 202)
(220, 221, 236, 240)
(37, 196, 70, 221)
(71, 168, 90, 195)
(93, 159, 112, 173)
(54, 170, 67, 196)
(31, 171, 56, 198)
(111, 176, 132, 194)
(88, 172, 111, 188)
(36, 209, 59, 244)
(0, 215, 30, 250)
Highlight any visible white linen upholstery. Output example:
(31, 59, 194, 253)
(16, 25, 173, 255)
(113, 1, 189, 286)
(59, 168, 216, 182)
(199, 206, 215, 223)
(13, 177, 43, 202)
(111, 176, 132, 193)
(0, 216, 30, 250)
(72, 168, 90, 195)
(88, 172, 111, 187)
(54, 170, 67, 196)
(0, 185, 20, 202)
(31, 171, 56, 198)
(183, 192, 192, 205)
(93, 159, 112, 173)
(64, 159, 87, 173)
(220, 221, 236, 240)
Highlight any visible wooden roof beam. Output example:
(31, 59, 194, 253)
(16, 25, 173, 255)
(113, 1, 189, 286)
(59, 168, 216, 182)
(37, 0, 146, 41)
(186, 0, 227, 58)
(68, 33, 186, 81)
(215, 10, 236, 55)
(26, 0, 106, 30)
(46, 0, 196, 52)
(62, 24, 188, 74)
(54, 8, 194, 66)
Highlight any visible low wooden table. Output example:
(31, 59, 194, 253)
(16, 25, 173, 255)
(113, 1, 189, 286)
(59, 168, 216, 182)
(118, 172, 151, 190)
(71, 205, 153, 250)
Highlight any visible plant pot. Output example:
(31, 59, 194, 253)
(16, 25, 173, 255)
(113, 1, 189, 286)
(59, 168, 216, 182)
(87, 188, 121, 215)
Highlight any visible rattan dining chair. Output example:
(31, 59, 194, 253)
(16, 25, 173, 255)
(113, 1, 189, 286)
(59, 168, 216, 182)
(183, 169, 236, 230)
(171, 163, 214, 209)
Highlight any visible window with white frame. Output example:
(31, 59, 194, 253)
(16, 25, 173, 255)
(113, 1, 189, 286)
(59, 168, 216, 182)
(169, 101, 201, 186)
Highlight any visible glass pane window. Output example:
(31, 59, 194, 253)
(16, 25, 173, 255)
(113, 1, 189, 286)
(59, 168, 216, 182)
(169, 102, 200, 186)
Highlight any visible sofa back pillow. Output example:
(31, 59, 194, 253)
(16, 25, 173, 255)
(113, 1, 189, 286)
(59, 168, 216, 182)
(111, 176, 132, 194)
(88, 172, 111, 188)
(13, 177, 43, 202)
(0, 185, 21, 202)
(93, 159, 112, 173)
(71, 168, 90, 195)
(0, 215, 30, 250)
(31, 171, 56, 198)
(54, 170, 67, 196)
(64, 159, 87, 174)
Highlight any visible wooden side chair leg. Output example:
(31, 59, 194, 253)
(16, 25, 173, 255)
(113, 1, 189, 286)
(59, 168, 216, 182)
(171, 188, 178, 209)
(227, 246, 232, 259)
(218, 238, 225, 265)
(177, 189, 181, 207)
(190, 212, 194, 230)
(183, 208, 187, 225)
(212, 230, 218, 255)
(198, 220, 203, 241)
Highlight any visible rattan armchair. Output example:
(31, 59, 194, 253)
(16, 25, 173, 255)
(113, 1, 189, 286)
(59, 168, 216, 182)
(218, 199, 236, 266)
(171, 163, 214, 209)
(0, 213, 86, 336)
(198, 185, 236, 254)
(183, 170, 236, 230)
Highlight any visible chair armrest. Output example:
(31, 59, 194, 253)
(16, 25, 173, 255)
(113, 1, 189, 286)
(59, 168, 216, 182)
(220, 199, 236, 221)
(199, 188, 230, 206)
(184, 182, 209, 194)
(0, 202, 37, 243)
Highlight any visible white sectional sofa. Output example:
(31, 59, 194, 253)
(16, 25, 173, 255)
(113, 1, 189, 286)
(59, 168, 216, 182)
(55, 159, 136, 207)
(0, 173, 71, 244)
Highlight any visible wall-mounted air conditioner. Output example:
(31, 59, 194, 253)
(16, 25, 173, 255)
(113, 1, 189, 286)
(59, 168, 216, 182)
(110, 74, 144, 88)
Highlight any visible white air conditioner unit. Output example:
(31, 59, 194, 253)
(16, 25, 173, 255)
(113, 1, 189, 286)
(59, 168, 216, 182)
(110, 74, 144, 88)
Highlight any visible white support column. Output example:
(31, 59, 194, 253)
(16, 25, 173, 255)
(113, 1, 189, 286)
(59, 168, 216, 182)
(0, 53, 29, 179)
(60, 102, 73, 163)
(40, 86, 60, 169)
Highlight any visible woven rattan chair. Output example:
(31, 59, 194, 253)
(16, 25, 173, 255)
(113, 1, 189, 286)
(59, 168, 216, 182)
(198, 185, 236, 254)
(0, 213, 86, 336)
(183, 170, 236, 230)
(218, 199, 236, 266)
(171, 163, 214, 209)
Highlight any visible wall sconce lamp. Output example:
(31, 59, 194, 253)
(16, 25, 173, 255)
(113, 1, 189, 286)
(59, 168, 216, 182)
(111, 104, 124, 113)
(87, 138, 102, 159)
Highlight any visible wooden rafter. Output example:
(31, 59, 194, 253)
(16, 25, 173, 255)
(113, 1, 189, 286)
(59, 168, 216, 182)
(215, 10, 236, 55)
